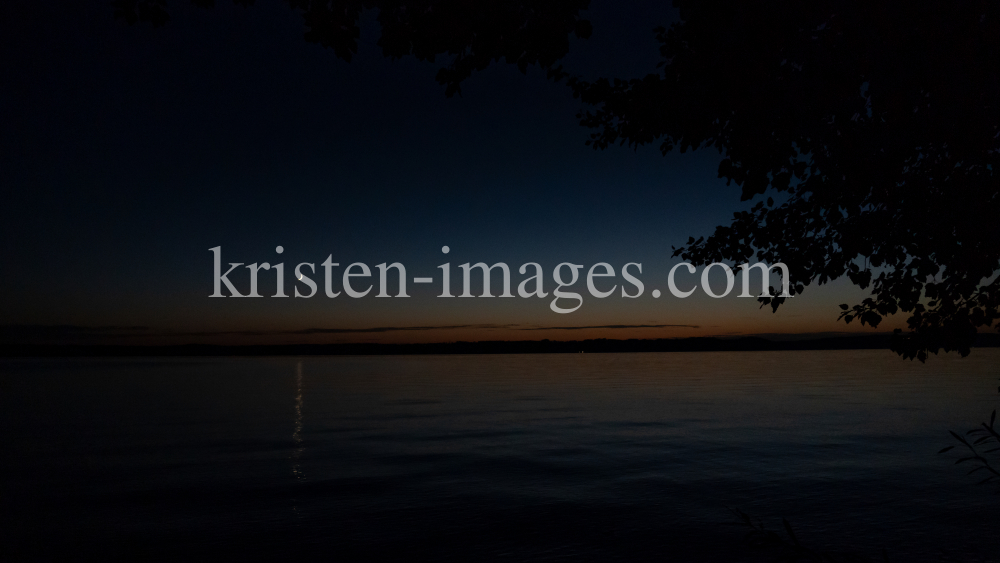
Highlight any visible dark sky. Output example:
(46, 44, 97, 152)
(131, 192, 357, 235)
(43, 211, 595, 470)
(0, 0, 891, 345)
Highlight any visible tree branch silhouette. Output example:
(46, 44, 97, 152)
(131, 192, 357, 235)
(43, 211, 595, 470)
(572, 1, 1000, 361)
(111, 0, 592, 96)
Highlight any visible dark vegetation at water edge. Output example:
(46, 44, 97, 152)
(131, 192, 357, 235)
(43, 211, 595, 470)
(3, 334, 999, 358)
(729, 380, 1000, 563)
(939, 380, 1000, 489)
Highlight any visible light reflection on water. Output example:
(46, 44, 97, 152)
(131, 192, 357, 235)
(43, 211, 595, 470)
(292, 360, 304, 483)
(0, 350, 997, 561)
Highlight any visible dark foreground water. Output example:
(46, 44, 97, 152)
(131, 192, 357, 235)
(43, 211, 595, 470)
(1, 351, 997, 562)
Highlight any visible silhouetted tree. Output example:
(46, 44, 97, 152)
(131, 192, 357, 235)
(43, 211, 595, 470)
(111, 0, 591, 96)
(572, 1, 1000, 361)
(116, 1, 1000, 360)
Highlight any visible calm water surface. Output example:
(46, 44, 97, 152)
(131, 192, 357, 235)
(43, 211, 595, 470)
(1, 351, 997, 561)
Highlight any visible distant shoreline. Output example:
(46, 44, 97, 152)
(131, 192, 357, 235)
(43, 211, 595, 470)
(3, 334, 998, 357)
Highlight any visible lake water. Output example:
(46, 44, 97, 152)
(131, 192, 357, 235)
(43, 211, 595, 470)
(1, 351, 997, 562)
